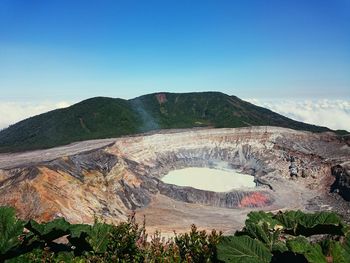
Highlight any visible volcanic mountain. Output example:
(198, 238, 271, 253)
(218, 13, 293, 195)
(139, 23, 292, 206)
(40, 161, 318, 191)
(0, 92, 333, 153)
(0, 92, 350, 234)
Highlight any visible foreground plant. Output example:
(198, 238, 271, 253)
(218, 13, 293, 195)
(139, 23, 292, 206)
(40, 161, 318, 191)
(0, 207, 25, 259)
(217, 210, 350, 263)
(174, 224, 222, 262)
(0, 206, 222, 262)
(2, 205, 350, 262)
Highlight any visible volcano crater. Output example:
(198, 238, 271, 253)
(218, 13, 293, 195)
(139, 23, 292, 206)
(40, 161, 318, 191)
(1, 127, 350, 234)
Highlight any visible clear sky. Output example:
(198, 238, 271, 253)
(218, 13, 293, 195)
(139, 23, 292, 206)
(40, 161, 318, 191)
(1, 0, 349, 102)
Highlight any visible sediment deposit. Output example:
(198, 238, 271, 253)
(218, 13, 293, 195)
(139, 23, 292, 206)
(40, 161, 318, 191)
(0, 127, 349, 234)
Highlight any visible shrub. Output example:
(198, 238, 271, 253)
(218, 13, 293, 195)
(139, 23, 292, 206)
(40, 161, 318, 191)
(2, 206, 350, 262)
(217, 210, 350, 263)
(174, 224, 222, 262)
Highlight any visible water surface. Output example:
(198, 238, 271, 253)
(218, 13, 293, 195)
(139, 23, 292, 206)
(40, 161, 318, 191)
(162, 167, 255, 192)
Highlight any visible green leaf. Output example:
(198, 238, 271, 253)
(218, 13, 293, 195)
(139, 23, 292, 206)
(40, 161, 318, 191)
(244, 223, 271, 245)
(68, 224, 91, 239)
(325, 237, 350, 263)
(274, 210, 345, 236)
(286, 236, 309, 253)
(240, 213, 283, 251)
(329, 241, 349, 263)
(246, 211, 280, 229)
(0, 206, 24, 255)
(25, 218, 71, 242)
(217, 235, 272, 263)
(274, 210, 305, 233)
(302, 244, 327, 263)
(300, 211, 343, 229)
(287, 236, 327, 263)
(54, 251, 76, 262)
(67, 224, 93, 253)
(86, 222, 112, 253)
(342, 237, 350, 258)
(271, 241, 288, 253)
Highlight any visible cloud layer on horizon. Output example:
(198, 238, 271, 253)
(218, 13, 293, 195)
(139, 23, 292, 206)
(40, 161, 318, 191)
(0, 101, 72, 130)
(247, 98, 350, 131)
(0, 99, 349, 132)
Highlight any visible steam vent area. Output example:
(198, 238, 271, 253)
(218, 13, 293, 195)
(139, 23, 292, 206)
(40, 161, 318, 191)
(1, 127, 350, 235)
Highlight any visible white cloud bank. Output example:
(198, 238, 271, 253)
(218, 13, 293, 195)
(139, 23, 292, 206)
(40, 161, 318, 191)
(246, 98, 350, 131)
(0, 101, 72, 129)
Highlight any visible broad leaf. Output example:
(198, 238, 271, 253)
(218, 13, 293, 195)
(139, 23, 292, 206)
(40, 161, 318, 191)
(342, 237, 350, 258)
(0, 206, 24, 255)
(287, 236, 327, 263)
(329, 241, 349, 263)
(217, 235, 272, 263)
(68, 224, 91, 239)
(274, 210, 305, 233)
(67, 224, 93, 253)
(300, 211, 343, 230)
(275, 210, 345, 236)
(244, 223, 271, 245)
(25, 218, 71, 242)
(246, 211, 280, 229)
(86, 222, 112, 253)
(271, 241, 288, 253)
(240, 213, 283, 251)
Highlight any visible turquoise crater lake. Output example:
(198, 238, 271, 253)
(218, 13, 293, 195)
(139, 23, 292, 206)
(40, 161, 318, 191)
(161, 167, 255, 192)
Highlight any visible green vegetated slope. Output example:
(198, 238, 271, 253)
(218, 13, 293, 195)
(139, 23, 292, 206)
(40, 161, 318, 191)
(0, 92, 331, 152)
(1, 206, 350, 262)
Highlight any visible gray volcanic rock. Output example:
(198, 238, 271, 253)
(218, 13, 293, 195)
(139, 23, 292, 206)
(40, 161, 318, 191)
(332, 162, 350, 201)
(157, 182, 273, 208)
(0, 127, 349, 233)
(46, 150, 119, 181)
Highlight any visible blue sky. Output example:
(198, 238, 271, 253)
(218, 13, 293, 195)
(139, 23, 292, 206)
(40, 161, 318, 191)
(0, 0, 349, 101)
(0, 0, 350, 130)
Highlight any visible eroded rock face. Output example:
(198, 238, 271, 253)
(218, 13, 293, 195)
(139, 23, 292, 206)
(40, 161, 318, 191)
(331, 163, 350, 201)
(0, 127, 349, 232)
(157, 182, 273, 208)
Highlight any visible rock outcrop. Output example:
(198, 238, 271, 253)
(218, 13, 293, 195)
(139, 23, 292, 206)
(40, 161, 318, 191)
(0, 127, 349, 233)
(331, 163, 350, 201)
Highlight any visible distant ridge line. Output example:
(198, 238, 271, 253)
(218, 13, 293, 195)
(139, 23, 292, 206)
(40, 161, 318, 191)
(0, 92, 336, 153)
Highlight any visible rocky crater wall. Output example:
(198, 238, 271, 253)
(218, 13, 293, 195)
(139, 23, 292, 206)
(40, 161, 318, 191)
(0, 127, 349, 226)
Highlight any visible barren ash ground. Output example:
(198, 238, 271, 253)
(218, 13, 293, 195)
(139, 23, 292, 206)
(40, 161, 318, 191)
(1, 127, 350, 235)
